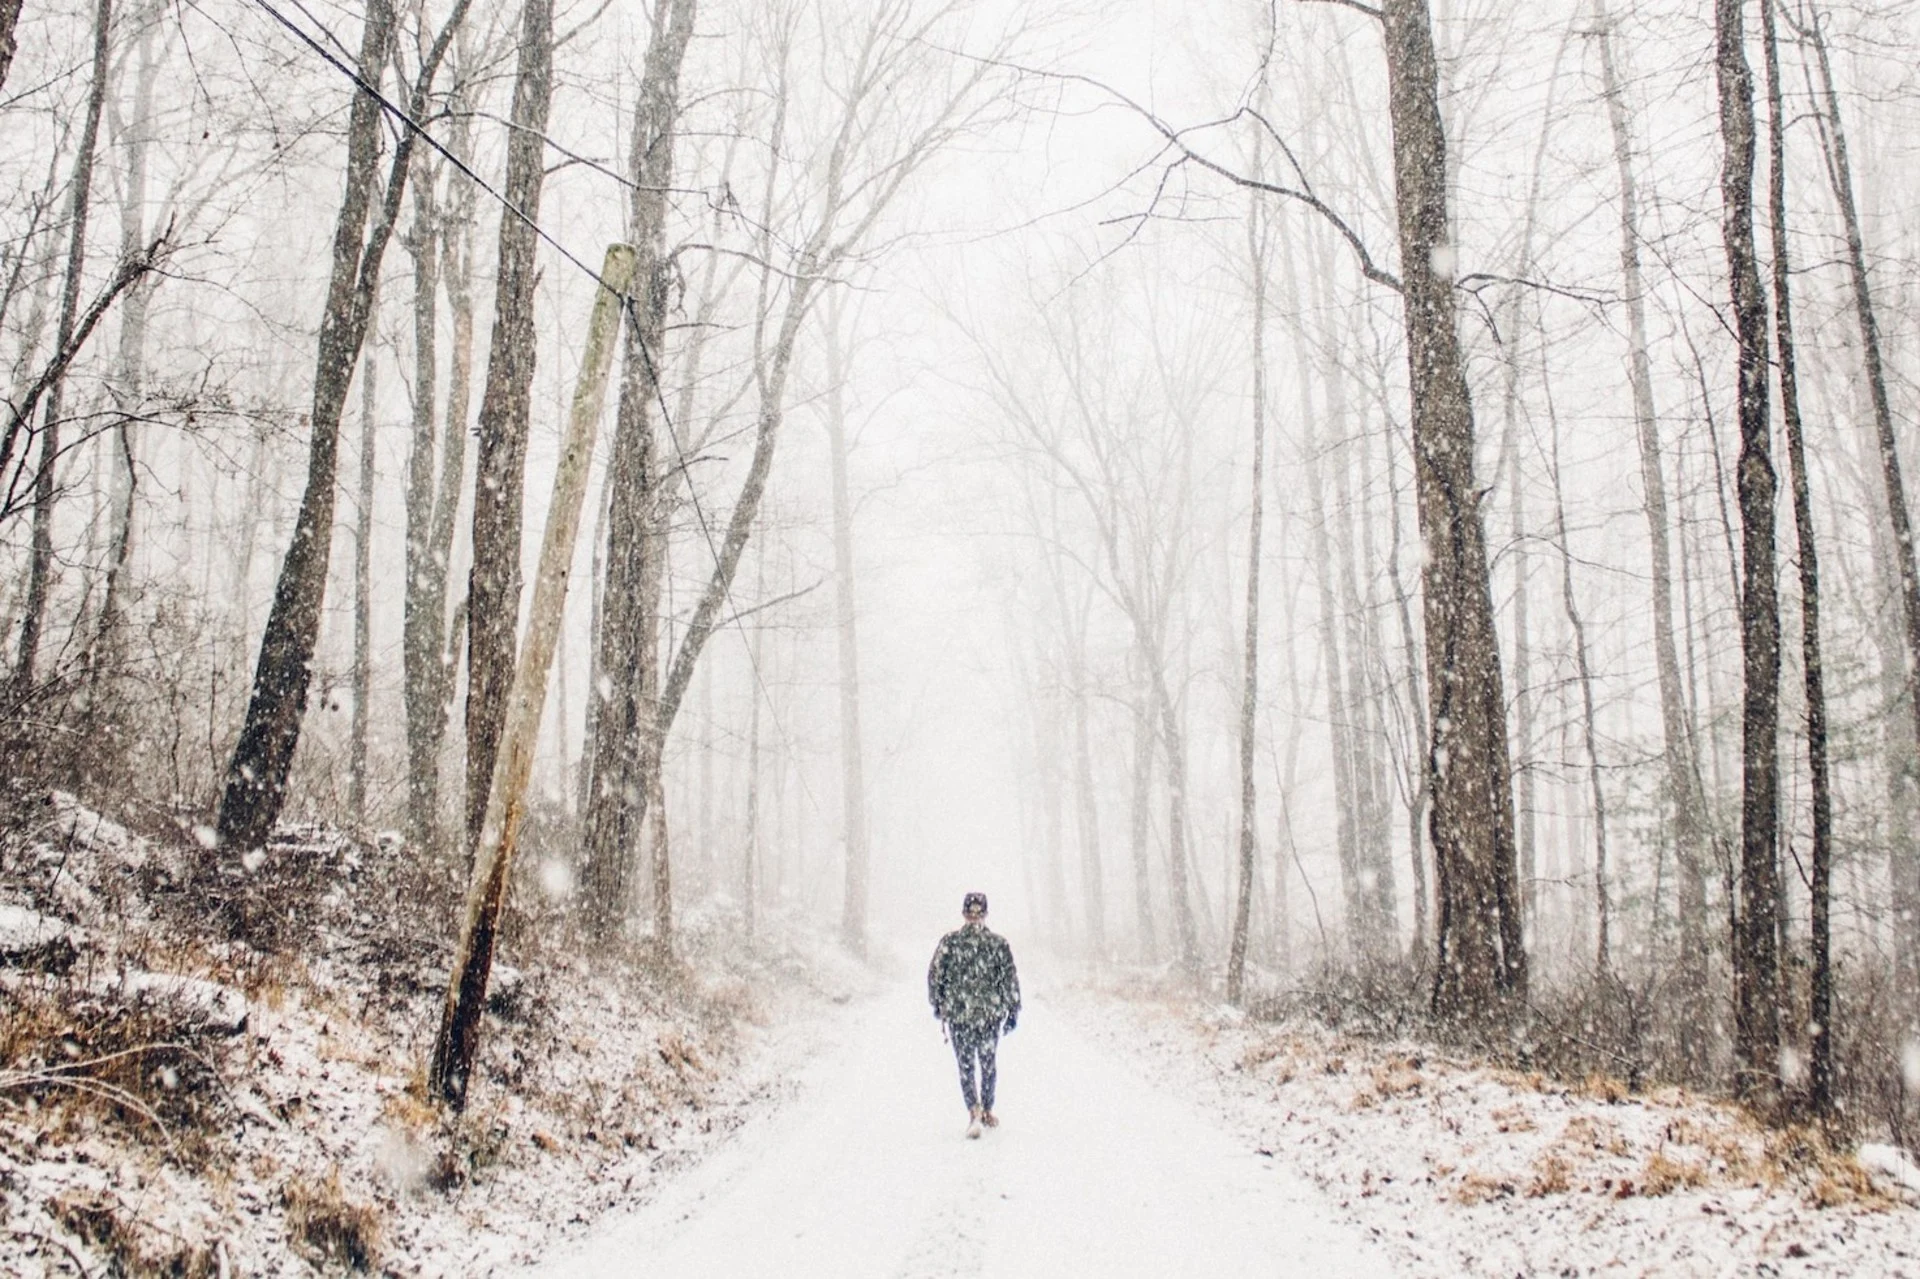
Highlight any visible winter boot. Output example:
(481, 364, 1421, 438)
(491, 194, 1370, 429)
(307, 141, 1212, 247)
(979, 1110, 999, 1129)
(966, 1106, 983, 1139)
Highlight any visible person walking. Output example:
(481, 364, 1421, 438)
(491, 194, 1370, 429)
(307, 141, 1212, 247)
(927, 891, 1021, 1139)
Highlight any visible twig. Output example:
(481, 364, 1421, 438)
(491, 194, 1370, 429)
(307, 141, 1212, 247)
(6, 1227, 92, 1277)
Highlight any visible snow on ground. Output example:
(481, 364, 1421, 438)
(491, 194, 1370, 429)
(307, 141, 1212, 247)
(13, 793, 1918, 1277)
(0, 791, 866, 1276)
(1078, 990, 1920, 1278)
(531, 979, 1396, 1279)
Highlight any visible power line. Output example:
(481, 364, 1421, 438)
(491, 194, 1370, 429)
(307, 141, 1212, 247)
(246, 0, 835, 827)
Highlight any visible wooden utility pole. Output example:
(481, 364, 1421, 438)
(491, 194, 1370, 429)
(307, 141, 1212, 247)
(431, 245, 634, 1109)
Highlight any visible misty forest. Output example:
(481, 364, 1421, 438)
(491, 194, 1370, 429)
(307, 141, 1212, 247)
(6, 0, 1920, 1272)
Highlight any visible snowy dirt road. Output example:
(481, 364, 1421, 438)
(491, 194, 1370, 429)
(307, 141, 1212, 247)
(529, 983, 1396, 1278)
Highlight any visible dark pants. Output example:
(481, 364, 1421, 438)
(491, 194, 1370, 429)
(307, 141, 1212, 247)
(950, 1021, 999, 1112)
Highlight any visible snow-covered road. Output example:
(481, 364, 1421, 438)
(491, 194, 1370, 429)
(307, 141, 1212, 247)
(529, 983, 1396, 1278)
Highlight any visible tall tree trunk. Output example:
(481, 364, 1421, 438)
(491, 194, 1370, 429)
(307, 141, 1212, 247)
(464, 0, 554, 851)
(13, 0, 111, 697)
(825, 303, 871, 956)
(1595, 0, 1713, 1073)
(743, 540, 764, 944)
(402, 150, 445, 852)
(1070, 617, 1105, 958)
(349, 350, 377, 824)
(428, 88, 477, 827)
(1386, 415, 1430, 958)
(1716, 0, 1783, 1105)
(1543, 365, 1612, 973)
(1149, 658, 1201, 973)
(1228, 185, 1268, 1005)
(88, 5, 162, 736)
(581, 0, 698, 940)
(1382, 0, 1527, 1026)
(1128, 660, 1157, 962)
(1500, 314, 1536, 936)
(218, 0, 466, 851)
(1800, 1, 1920, 1032)
(0, 0, 23, 93)
(1763, 0, 1833, 1114)
(430, 244, 632, 1110)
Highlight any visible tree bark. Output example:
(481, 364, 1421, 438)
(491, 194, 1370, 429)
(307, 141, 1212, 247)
(1381, 0, 1526, 1026)
(349, 349, 377, 824)
(1128, 659, 1157, 962)
(0, 0, 23, 94)
(825, 303, 871, 957)
(1763, 0, 1833, 1115)
(581, 0, 698, 940)
(430, 244, 633, 1110)
(464, 0, 554, 852)
(402, 149, 445, 852)
(1595, 0, 1713, 1071)
(217, 0, 467, 851)
(1799, 1, 1920, 1033)
(86, 5, 162, 739)
(13, 0, 112, 697)
(1715, 0, 1783, 1105)
(1228, 184, 1268, 1006)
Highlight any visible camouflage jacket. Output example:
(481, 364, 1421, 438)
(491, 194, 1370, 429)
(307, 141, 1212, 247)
(927, 923, 1020, 1028)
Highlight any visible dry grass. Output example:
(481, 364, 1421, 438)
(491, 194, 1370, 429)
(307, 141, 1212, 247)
(1490, 1104, 1536, 1134)
(0, 981, 230, 1167)
(1453, 1171, 1516, 1204)
(1640, 1149, 1709, 1196)
(52, 1186, 219, 1277)
(1578, 1072, 1630, 1104)
(283, 1167, 382, 1271)
(1526, 1151, 1574, 1197)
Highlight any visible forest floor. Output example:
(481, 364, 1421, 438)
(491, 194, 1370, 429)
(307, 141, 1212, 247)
(1091, 986, 1920, 1277)
(0, 788, 867, 1277)
(7, 789, 1920, 1277)
(519, 967, 1920, 1279)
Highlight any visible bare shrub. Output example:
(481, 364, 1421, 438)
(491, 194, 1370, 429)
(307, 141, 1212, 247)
(0, 979, 230, 1165)
(283, 1167, 382, 1271)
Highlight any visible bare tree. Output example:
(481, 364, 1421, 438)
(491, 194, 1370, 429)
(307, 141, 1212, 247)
(1762, 0, 1832, 1115)
(1797, 1, 1920, 1033)
(349, 346, 377, 824)
(464, 0, 554, 851)
(824, 294, 872, 955)
(1383, 0, 1526, 1025)
(1593, 0, 1713, 1076)
(1715, 0, 1783, 1105)
(216, 0, 469, 852)
(581, 0, 698, 941)
(13, 0, 113, 697)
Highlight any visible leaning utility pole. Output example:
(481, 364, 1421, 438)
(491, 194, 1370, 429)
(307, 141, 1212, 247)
(431, 245, 633, 1109)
